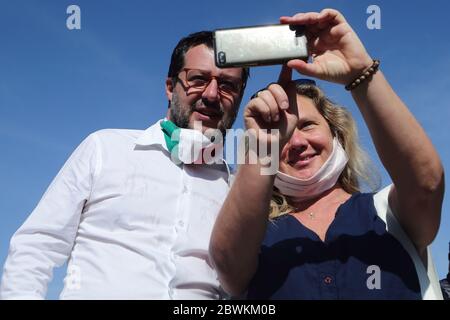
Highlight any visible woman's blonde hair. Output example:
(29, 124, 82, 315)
(269, 82, 380, 219)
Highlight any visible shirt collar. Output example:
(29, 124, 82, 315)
(134, 119, 168, 151)
(134, 118, 230, 176)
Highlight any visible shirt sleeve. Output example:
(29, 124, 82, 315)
(373, 185, 444, 300)
(0, 132, 101, 300)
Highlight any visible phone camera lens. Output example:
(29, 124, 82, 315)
(218, 51, 226, 64)
(289, 25, 306, 36)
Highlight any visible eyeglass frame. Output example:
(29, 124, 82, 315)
(293, 78, 316, 86)
(251, 78, 317, 99)
(175, 67, 246, 99)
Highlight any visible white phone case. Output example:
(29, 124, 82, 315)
(214, 24, 308, 68)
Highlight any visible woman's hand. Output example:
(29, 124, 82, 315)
(243, 66, 299, 151)
(281, 9, 373, 85)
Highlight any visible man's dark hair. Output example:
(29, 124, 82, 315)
(168, 31, 249, 88)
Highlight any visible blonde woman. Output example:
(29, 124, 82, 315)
(209, 9, 444, 299)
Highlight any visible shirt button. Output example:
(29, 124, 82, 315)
(182, 186, 188, 193)
(323, 276, 333, 285)
(178, 220, 184, 227)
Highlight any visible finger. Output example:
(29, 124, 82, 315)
(257, 90, 280, 122)
(286, 59, 323, 78)
(280, 13, 304, 21)
(316, 10, 347, 33)
(248, 96, 273, 123)
(280, 13, 323, 36)
(280, 12, 320, 25)
(266, 83, 289, 111)
(328, 22, 351, 39)
(283, 81, 299, 123)
(279, 14, 300, 24)
(250, 90, 263, 100)
(277, 64, 292, 88)
(318, 8, 346, 24)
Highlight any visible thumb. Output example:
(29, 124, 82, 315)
(286, 59, 322, 79)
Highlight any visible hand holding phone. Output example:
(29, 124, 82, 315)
(280, 10, 373, 85)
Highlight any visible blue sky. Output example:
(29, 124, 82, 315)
(0, 0, 449, 299)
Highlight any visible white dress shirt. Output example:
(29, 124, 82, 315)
(0, 119, 231, 300)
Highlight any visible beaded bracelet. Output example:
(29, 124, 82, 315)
(345, 59, 380, 91)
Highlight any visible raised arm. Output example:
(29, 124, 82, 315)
(209, 68, 298, 296)
(282, 9, 444, 254)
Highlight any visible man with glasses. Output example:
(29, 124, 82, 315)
(0, 31, 249, 299)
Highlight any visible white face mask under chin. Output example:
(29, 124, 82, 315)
(274, 137, 349, 202)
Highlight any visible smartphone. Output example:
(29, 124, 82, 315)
(213, 24, 308, 68)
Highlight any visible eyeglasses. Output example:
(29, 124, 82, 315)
(251, 78, 316, 99)
(293, 79, 316, 86)
(177, 68, 244, 98)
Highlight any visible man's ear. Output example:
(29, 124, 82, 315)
(165, 77, 174, 101)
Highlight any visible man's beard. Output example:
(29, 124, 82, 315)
(169, 92, 239, 137)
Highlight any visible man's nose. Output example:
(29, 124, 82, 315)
(202, 78, 220, 102)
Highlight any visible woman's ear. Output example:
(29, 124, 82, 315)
(165, 77, 174, 101)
